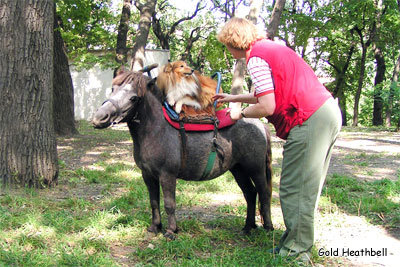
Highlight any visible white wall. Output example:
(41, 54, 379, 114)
(71, 49, 169, 121)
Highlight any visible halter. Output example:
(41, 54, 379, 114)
(102, 96, 140, 125)
(101, 98, 123, 124)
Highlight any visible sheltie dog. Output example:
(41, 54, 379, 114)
(156, 60, 219, 116)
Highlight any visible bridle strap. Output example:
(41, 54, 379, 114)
(102, 97, 141, 125)
(102, 98, 122, 118)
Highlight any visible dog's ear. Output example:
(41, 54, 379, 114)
(163, 63, 173, 73)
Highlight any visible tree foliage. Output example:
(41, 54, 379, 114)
(55, 0, 119, 69)
(57, 0, 400, 128)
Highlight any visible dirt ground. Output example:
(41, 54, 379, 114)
(321, 129, 399, 267)
(57, 125, 400, 267)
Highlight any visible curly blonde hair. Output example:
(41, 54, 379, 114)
(217, 17, 264, 50)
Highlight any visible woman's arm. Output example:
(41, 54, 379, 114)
(242, 93, 276, 117)
(213, 92, 258, 104)
(229, 93, 276, 120)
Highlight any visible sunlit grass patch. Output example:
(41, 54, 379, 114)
(175, 172, 242, 208)
(73, 162, 141, 186)
(322, 174, 400, 227)
(58, 246, 116, 266)
(75, 120, 131, 141)
(0, 245, 58, 267)
(42, 209, 86, 233)
(131, 226, 291, 267)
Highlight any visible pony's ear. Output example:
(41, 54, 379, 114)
(162, 63, 173, 73)
(147, 77, 157, 90)
(114, 65, 127, 78)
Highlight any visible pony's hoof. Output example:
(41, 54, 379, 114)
(164, 229, 177, 240)
(263, 224, 274, 232)
(241, 229, 252, 235)
(147, 224, 162, 234)
(242, 224, 258, 234)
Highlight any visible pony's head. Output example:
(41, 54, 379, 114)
(92, 67, 150, 129)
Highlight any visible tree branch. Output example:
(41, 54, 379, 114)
(169, 2, 205, 36)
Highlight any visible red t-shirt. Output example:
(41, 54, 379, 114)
(246, 39, 332, 139)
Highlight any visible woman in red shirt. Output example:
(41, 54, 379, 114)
(215, 17, 342, 263)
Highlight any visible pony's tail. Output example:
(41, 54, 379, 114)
(260, 124, 273, 227)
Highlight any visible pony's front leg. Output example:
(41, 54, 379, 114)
(160, 173, 177, 239)
(143, 173, 162, 234)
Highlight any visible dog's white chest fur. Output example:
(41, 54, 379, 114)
(166, 78, 201, 113)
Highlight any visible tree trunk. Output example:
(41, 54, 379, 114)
(352, 47, 367, 126)
(0, 0, 58, 187)
(353, 23, 375, 126)
(372, 0, 385, 126)
(329, 43, 355, 126)
(180, 27, 201, 67)
(116, 0, 132, 64)
(372, 43, 385, 126)
(386, 54, 400, 127)
(266, 0, 286, 39)
(53, 5, 78, 136)
(130, 0, 157, 71)
(337, 90, 348, 126)
(334, 71, 349, 126)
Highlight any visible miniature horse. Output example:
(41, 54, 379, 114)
(92, 69, 273, 238)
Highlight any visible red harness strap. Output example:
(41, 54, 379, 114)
(162, 107, 236, 131)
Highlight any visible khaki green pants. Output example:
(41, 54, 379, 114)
(278, 97, 342, 256)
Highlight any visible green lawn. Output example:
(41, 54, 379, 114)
(0, 121, 398, 266)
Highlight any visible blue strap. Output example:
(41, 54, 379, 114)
(211, 72, 222, 108)
(163, 101, 180, 121)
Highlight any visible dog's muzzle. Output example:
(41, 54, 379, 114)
(184, 69, 195, 76)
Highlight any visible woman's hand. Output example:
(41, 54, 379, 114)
(227, 107, 243, 121)
(213, 93, 236, 103)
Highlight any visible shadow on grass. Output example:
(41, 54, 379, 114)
(57, 121, 133, 173)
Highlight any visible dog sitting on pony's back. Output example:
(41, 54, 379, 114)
(156, 60, 220, 117)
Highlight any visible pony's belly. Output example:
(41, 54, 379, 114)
(177, 166, 229, 182)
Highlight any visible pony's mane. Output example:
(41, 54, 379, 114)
(112, 71, 151, 98)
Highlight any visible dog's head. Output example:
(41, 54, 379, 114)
(156, 61, 200, 96)
(165, 61, 194, 77)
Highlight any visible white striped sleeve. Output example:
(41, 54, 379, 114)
(247, 56, 274, 97)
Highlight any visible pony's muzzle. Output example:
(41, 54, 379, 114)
(92, 109, 111, 128)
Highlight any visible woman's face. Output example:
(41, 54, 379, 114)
(226, 45, 246, 59)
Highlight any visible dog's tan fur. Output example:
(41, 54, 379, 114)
(156, 61, 219, 116)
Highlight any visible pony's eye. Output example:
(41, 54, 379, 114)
(111, 85, 120, 93)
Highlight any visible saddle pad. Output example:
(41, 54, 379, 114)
(162, 107, 236, 131)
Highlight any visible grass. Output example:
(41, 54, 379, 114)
(321, 174, 400, 228)
(0, 166, 298, 266)
(0, 121, 398, 266)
